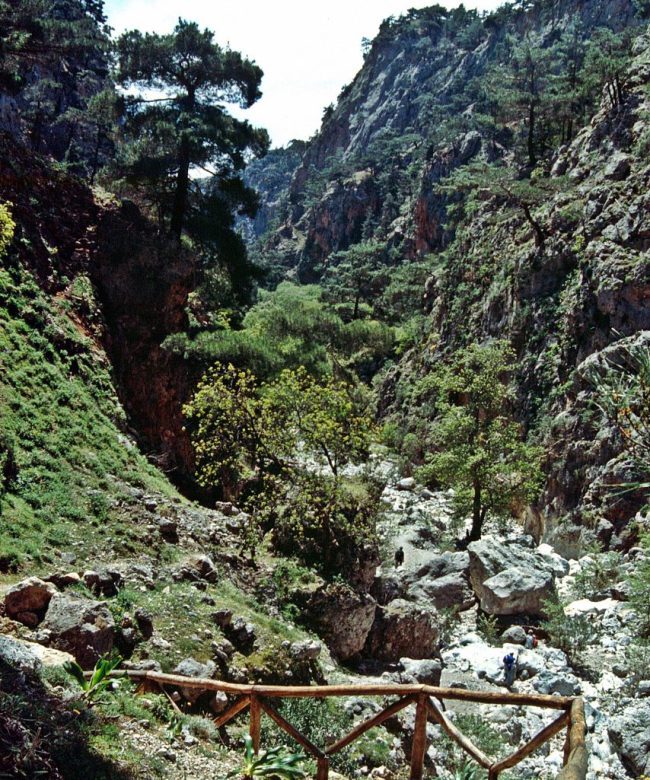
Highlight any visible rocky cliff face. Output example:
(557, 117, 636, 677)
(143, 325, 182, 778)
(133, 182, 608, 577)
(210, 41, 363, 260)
(0, 131, 198, 492)
(254, 0, 642, 277)
(249, 3, 650, 550)
(91, 203, 199, 488)
(0, 0, 113, 176)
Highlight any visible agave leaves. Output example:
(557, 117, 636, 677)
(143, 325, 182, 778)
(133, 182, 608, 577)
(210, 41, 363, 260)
(63, 655, 122, 703)
(227, 735, 306, 779)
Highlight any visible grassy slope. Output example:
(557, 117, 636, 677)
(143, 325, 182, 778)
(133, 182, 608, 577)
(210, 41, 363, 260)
(0, 260, 176, 572)
(0, 150, 323, 775)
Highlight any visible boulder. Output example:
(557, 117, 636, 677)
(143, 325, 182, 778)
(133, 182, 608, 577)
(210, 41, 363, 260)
(608, 700, 650, 776)
(468, 537, 556, 616)
(370, 573, 407, 605)
(40, 593, 115, 668)
(515, 649, 545, 679)
(122, 658, 162, 672)
(365, 599, 439, 662)
(533, 671, 581, 696)
(157, 517, 179, 542)
(409, 551, 470, 580)
(442, 640, 511, 685)
(226, 617, 257, 653)
(83, 567, 123, 597)
(603, 152, 631, 181)
(4, 577, 57, 626)
(172, 658, 217, 704)
(399, 657, 442, 685)
(0, 634, 74, 672)
(173, 554, 217, 583)
(479, 567, 555, 616)
(501, 626, 527, 645)
(289, 640, 321, 661)
(212, 609, 233, 629)
(347, 543, 381, 593)
(564, 598, 620, 617)
(407, 572, 475, 612)
(397, 477, 416, 491)
(209, 690, 229, 714)
(135, 607, 154, 639)
(44, 572, 82, 589)
(295, 582, 376, 661)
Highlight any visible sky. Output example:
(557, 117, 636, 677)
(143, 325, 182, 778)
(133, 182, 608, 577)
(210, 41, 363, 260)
(103, 0, 505, 148)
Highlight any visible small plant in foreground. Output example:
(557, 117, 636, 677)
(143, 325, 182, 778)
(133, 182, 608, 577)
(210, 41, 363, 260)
(454, 761, 485, 780)
(227, 735, 307, 779)
(63, 655, 121, 703)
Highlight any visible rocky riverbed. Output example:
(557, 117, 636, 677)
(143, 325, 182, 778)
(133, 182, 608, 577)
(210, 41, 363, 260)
(1, 464, 648, 779)
(356, 467, 650, 779)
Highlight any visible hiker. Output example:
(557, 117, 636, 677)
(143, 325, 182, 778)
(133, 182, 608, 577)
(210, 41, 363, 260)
(503, 652, 517, 687)
(525, 630, 535, 650)
(394, 546, 404, 568)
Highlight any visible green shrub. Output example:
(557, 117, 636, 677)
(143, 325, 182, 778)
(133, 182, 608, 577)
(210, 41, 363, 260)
(572, 552, 622, 599)
(0, 202, 15, 257)
(477, 613, 500, 646)
(542, 596, 594, 663)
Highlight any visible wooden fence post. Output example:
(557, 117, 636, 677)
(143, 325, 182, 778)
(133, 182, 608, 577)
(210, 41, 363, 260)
(249, 693, 261, 754)
(409, 694, 428, 780)
(316, 757, 329, 780)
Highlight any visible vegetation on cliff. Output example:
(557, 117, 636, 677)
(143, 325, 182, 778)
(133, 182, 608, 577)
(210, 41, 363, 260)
(0, 0, 649, 776)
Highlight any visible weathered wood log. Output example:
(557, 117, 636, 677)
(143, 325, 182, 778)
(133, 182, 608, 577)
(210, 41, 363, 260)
(325, 694, 417, 756)
(250, 694, 261, 754)
(426, 699, 491, 769)
(410, 694, 429, 780)
(98, 670, 573, 710)
(214, 696, 250, 728)
(316, 757, 329, 780)
(556, 699, 588, 780)
(156, 682, 183, 715)
(489, 710, 570, 775)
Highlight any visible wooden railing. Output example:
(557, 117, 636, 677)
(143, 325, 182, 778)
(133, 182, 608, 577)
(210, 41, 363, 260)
(103, 670, 588, 780)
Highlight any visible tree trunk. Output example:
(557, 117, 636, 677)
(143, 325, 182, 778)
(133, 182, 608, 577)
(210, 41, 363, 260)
(520, 201, 545, 250)
(527, 101, 537, 167)
(170, 132, 191, 241)
(468, 479, 483, 541)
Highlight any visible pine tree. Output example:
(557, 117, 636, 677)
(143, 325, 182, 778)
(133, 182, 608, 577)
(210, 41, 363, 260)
(116, 18, 269, 243)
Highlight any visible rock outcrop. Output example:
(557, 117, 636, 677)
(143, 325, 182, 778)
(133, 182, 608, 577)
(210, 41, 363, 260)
(608, 700, 650, 776)
(468, 537, 559, 616)
(364, 599, 439, 662)
(4, 577, 58, 627)
(294, 582, 376, 661)
(40, 593, 115, 668)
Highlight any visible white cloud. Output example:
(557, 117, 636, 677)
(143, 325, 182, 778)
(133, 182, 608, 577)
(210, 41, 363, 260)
(104, 0, 505, 147)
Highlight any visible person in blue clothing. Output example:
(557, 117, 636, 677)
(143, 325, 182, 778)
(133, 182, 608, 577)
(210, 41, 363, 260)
(503, 652, 517, 687)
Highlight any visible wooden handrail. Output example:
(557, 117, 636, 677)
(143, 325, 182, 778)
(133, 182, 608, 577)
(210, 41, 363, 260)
(91, 669, 587, 780)
(102, 670, 573, 708)
(556, 698, 588, 780)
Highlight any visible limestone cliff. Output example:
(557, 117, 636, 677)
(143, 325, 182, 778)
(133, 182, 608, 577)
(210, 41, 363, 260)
(250, 2, 650, 549)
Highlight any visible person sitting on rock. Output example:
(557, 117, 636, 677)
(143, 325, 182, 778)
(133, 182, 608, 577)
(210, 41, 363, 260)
(394, 546, 405, 568)
(503, 652, 517, 687)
